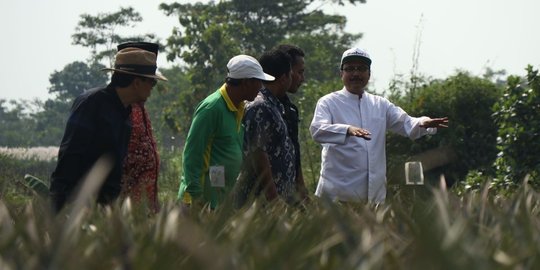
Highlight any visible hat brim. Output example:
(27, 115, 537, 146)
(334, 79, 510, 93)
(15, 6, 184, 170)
(341, 55, 372, 66)
(102, 68, 168, 81)
(255, 73, 275, 82)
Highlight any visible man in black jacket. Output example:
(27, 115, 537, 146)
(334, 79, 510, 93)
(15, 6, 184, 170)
(49, 44, 167, 212)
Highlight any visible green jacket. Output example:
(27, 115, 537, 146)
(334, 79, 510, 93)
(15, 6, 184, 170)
(178, 85, 245, 208)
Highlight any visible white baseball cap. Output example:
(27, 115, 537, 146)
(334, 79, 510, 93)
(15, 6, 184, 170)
(340, 47, 372, 68)
(227, 55, 275, 81)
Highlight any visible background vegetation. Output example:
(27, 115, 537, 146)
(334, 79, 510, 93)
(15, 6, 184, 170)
(0, 0, 539, 268)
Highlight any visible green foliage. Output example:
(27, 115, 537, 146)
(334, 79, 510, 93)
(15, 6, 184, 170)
(159, 0, 364, 135)
(2, 180, 540, 269)
(285, 32, 360, 83)
(0, 99, 54, 147)
(386, 72, 502, 186)
(0, 99, 39, 147)
(160, 0, 364, 63)
(152, 66, 205, 139)
(0, 153, 55, 207)
(31, 99, 69, 146)
(482, 67, 508, 88)
(0, 7, 155, 148)
(3, 145, 540, 269)
(144, 66, 190, 149)
(295, 79, 343, 189)
(21, 174, 49, 197)
(23, 61, 109, 146)
(452, 170, 494, 197)
(48, 61, 107, 102)
(72, 7, 157, 65)
(493, 65, 540, 188)
(156, 147, 183, 202)
(7, 7, 160, 148)
(28, 61, 110, 146)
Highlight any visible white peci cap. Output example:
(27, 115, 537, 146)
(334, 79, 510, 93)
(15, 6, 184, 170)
(227, 55, 275, 81)
(340, 47, 372, 68)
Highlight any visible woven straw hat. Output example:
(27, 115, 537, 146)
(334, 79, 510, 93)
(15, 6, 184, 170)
(102, 47, 167, 81)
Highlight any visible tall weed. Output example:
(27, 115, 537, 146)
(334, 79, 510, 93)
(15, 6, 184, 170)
(0, 182, 539, 269)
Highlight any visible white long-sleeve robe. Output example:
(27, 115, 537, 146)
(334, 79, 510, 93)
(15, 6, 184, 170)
(310, 88, 436, 202)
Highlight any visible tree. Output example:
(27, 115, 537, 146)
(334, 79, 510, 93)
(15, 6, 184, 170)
(31, 99, 69, 146)
(72, 7, 157, 66)
(159, 0, 366, 187)
(28, 7, 159, 147)
(0, 99, 37, 146)
(144, 66, 190, 149)
(48, 61, 108, 102)
(386, 72, 502, 186)
(28, 61, 110, 146)
(159, 0, 364, 131)
(493, 65, 540, 188)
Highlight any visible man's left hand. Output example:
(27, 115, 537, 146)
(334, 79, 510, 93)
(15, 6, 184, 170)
(420, 117, 449, 128)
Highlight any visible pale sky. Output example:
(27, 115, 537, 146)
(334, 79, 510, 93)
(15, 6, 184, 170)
(1, 0, 539, 101)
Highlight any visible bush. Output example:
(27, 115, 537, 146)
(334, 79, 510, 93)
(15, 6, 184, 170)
(0, 153, 55, 207)
(294, 79, 342, 191)
(493, 65, 540, 189)
(387, 72, 502, 186)
(2, 184, 540, 269)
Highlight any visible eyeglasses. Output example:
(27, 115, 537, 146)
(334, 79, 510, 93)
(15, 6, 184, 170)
(342, 66, 369, 73)
(140, 77, 158, 86)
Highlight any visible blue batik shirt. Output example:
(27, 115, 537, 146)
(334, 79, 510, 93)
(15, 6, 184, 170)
(240, 88, 297, 203)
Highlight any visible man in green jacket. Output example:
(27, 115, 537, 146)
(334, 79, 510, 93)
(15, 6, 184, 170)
(178, 55, 274, 209)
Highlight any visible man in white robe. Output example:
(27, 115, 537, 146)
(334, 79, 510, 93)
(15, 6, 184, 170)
(310, 47, 449, 203)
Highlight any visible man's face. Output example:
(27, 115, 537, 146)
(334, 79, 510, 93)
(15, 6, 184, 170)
(135, 77, 157, 102)
(288, 56, 305, 94)
(340, 59, 371, 94)
(243, 79, 263, 101)
(282, 69, 293, 94)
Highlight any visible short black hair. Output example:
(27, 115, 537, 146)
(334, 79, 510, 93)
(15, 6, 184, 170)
(258, 49, 292, 79)
(276, 44, 305, 66)
(109, 72, 137, 88)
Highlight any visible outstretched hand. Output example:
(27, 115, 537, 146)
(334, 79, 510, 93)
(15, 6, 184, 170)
(347, 126, 371, 140)
(420, 117, 449, 128)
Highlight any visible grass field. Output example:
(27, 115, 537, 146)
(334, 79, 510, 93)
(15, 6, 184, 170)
(1, 152, 539, 269)
(0, 146, 58, 161)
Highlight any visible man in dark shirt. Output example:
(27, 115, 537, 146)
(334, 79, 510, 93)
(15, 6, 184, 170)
(276, 44, 308, 201)
(49, 45, 167, 212)
(237, 49, 297, 205)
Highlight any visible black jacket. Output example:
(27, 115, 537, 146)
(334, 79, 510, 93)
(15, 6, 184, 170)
(49, 85, 131, 211)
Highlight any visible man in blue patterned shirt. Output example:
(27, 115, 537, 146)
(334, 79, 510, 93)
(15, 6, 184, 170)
(236, 49, 297, 206)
